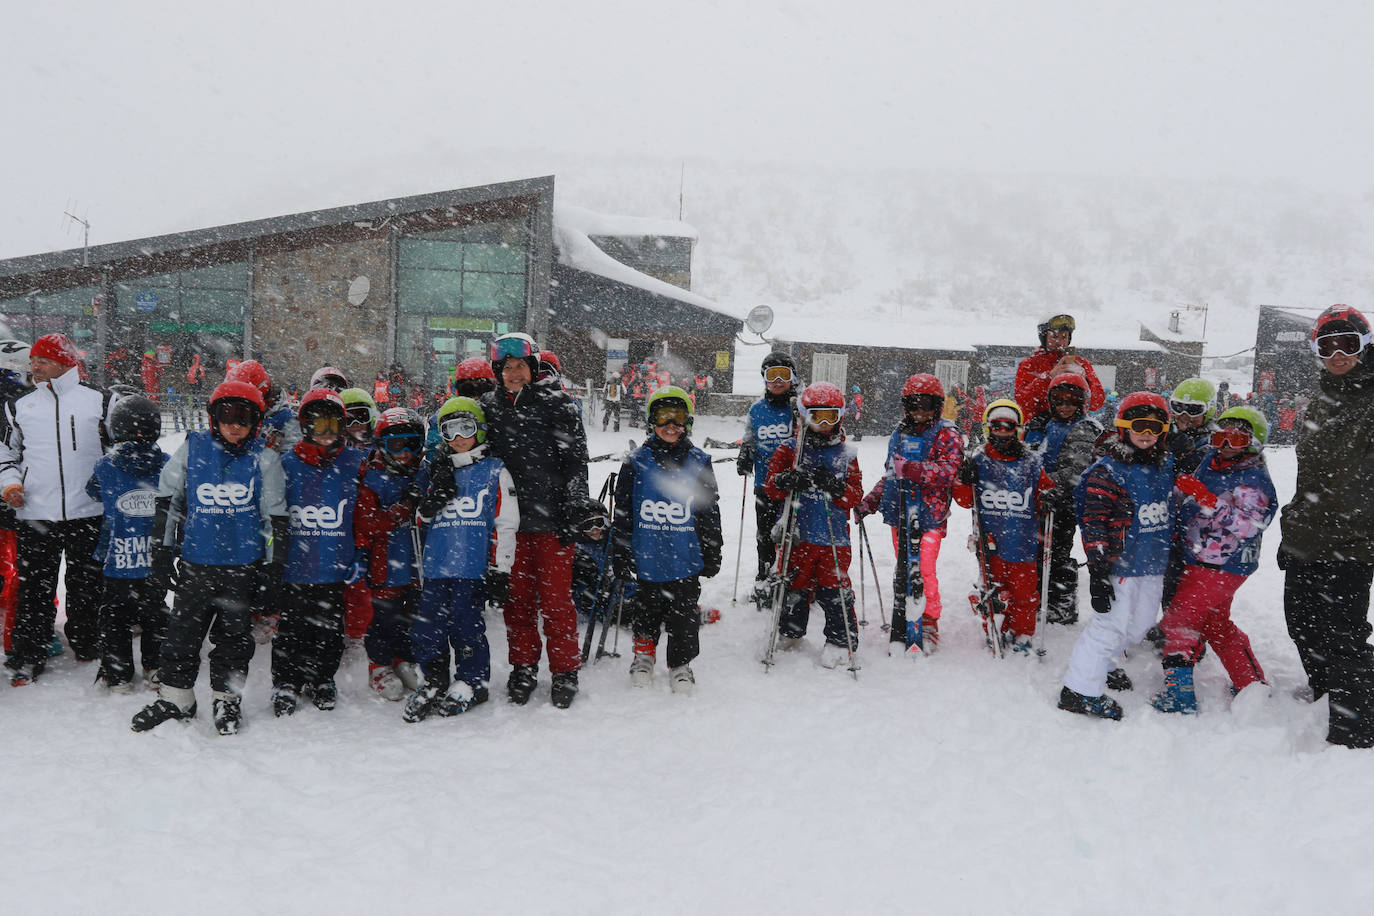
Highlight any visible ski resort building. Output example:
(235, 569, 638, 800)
(0, 177, 740, 398)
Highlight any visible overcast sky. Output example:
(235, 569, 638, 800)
(5, 0, 1372, 260)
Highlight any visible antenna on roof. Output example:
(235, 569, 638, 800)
(678, 162, 685, 221)
(61, 200, 91, 267)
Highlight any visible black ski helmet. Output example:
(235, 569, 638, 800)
(109, 395, 162, 443)
(760, 351, 796, 376)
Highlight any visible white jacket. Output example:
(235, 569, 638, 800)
(0, 366, 112, 521)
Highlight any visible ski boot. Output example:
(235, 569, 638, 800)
(213, 692, 242, 735)
(272, 686, 299, 717)
(308, 680, 337, 711)
(369, 664, 405, 701)
(1058, 686, 1123, 720)
(629, 651, 655, 688)
(1106, 667, 1133, 691)
(132, 696, 197, 732)
(907, 614, 939, 655)
(550, 671, 578, 709)
(669, 665, 695, 695)
(507, 665, 538, 705)
(1151, 666, 1197, 714)
(820, 641, 856, 669)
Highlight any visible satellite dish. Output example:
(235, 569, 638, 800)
(347, 276, 371, 306)
(746, 304, 774, 335)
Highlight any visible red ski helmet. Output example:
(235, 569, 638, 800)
(1114, 391, 1169, 447)
(454, 356, 496, 383)
(1048, 372, 1089, 397)
(298, 388, 346, 441)
(902, 373, 944, 400)
(1313, 304, 1371, 340)
(798, 382, 846, 430)
(226, 359, 274, 403)
(374, 407, 426, 470)
(207, 379, 266, 440)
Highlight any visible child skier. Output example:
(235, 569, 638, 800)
(354, 407, 430, 701)
(131, 379, 288, 735)
(86, 395, 171, 692)
(737, 351, 800, 603)
(406, 396, 518, 722)
(1151, 406, 1276, 713)
(855, 373, 963, 653)
(611, 386, 722, 694)
(1060, 392, 1216, 719)
(953, 400, 1056, 653)
(764, 382, 864, 668)
(271, 388, 368, 716)
(1023, 373, 1104, 625)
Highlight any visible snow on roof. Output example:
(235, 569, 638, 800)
(553, 204, 742, 320)
(768, 307, 1168, 353)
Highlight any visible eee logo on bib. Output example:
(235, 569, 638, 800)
(979, 486, 1033, 514)
(640, 499, 691, 525)
(196, 479, 256, 507)
(757, 422, 791, 442)
(1138, 500, 1169, 528)
(290, 499, 349, 530)
(439, 488, 489, 521)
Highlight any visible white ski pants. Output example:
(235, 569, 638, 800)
(1063, 574, 1163, 698)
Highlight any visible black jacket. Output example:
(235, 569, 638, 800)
(480, 383, 589, 535)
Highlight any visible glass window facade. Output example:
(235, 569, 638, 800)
(396, 218, 529, 388)
(0, 284, 101, 355)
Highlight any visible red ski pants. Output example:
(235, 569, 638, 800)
(1161, 564, 1265, 690)
(890, 527, 944, 617)
(987, 556, 1040, 639)
(505, 532, 581, 674)
(787, 541, 852, 591)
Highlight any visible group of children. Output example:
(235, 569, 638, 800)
(739, 352, 1277, 720)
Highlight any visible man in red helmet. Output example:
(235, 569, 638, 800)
(0, 333, 119, 684)
(1014, 313, 1106, 421)
(1279, 305, 1374, 748)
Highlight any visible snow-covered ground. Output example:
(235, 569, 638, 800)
(3, 416, 1363, 915)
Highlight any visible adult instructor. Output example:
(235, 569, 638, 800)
(1014, 313, 1105, 421)
(480, 332, 590, 710)
(1279, 305, 1374, 748)
(0, 334, 116, 684)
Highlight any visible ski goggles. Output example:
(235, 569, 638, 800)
(1044, 314, 1075, 333)
(345, 405, 374, 427)
(649, 405, 690, 428)
(303, 415, 343, 437)
(1169, 399, 1208, 417)
(380, 433, 424, 455)
(1210, 427, 1254, 450)
(439, 414, 481, 440)
(211, 401, 259, 428)
(1049, 389, 1085, 406)
(987, 419, 1020, 434)
(1114, 416, 1167, 436)
(762, 366, 795, 384)
(902, 394, 941, 413)
(804, 406, 843, 426)
(490, 336, 535, 363)
(1311, 331, 1371, 359)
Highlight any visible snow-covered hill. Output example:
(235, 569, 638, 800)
(2, 419, 1362, 915)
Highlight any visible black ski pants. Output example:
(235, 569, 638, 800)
(1284, 560, 1374, 748)
(99, 575, 169, 686)
(160, 561, 257, 694)
(753, 487, 783, 581)
(12, 517, 103, 665)
(1044, 508, 1080, 624)
(272, 581, 346, 691)
(602, 399, 621, 432)
(632, 575, 701, 669)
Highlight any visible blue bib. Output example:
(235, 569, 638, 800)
(749, 400, 794, 484)
(879, 420, 955, 531)
(181, 431, 268, 566)
(793, 439, 854, 547)
(92, 454, 167, 578)
(1076, 454, 1174, 577)
(362, 463, 430, 588)
(970, 451, 1043, 563)
(282, 446, 366, 584)
(423, 457, 506, 580)
(629, 445, 709, 582)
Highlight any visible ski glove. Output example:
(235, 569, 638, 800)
(612, 552, 637, 582)
(773, 468, 810, 493)
(418, 465, 458, 521)
(152, 546, 179, 594)
(1174, 474, 1218, 512)
(891, 457, 922, 483)
(1088, 566, 1115, 613)
(736, 448, 754, 476)
(345, 551, 369, 586)
(486, 568, 510, 606)
(701, 554, 721, 579)
(810, 465, 846, 499)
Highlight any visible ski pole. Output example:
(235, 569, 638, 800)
(1034, 509, 1054, 660)
(730, 482, 748, 604)
(822, 499, 859, 680)
(858, 520, 885, 630)
(857, 513, 866, 626)
(762, 406, 805, 671)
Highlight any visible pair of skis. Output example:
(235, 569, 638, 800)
(967, 499, 1055, 661)
(581, 472, 627, 664)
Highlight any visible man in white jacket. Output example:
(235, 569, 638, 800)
(0, 334, 116, 685)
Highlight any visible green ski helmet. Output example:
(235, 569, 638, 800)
(645, 385, 694, 429)
(435, 396, 487, 444)
(339, 387, 380, 426)
(1215, 405, 1268, 450)
(1169, 378, 1218, 423)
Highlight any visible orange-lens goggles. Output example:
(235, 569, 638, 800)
(1210, 428, 1252, 450)
(306, 415, 343, 437)
(763, 366, 794, 384)
(807, 407, 842, 426)
(1114, 417, 1166, 436)
(650, 405, 689, 428)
